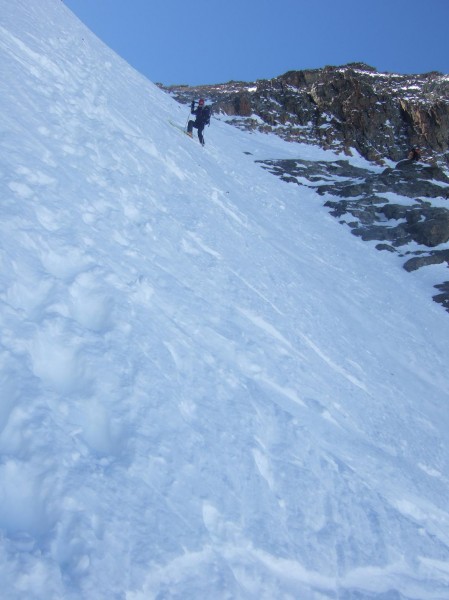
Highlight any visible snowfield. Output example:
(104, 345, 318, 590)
(1, 1, 449, 599)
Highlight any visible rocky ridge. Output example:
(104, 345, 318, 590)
(257, 157, 449, 311)
(159, 64, 449, 313)
(159, 63, 449, 164)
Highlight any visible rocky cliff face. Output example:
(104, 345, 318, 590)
(159, 63, 449, 164)
(159, 64, 449, 313)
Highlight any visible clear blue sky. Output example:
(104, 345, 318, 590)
(63, 0, 449, 85)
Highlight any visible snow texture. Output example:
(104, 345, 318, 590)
(1, 1, 449, 599)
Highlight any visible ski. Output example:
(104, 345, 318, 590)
(168, 120, 206, 146)
(168, 120, 192, 138)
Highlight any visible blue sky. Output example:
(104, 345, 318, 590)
(63, 0, 449, 85)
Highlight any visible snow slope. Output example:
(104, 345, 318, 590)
(1, 1, 449, 598)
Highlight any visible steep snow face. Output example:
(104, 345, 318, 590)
(1, 1, 449, 599)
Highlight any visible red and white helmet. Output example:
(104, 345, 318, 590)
(198, 98, 205, 106)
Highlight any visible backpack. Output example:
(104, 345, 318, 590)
(202, 105, 211, 125)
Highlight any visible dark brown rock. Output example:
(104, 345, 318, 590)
(159, 64, 449, 165)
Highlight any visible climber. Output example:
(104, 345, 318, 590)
(407, 147, 421, 161)
(187, 98, 211, 146)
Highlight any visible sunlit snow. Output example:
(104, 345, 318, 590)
(1, 1, 449, 599)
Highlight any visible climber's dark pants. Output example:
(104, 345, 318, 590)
(188, 120, 205, 145)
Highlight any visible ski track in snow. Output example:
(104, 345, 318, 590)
(1, 1, 449, 599)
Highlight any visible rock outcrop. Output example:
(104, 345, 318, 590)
(159, 63, 449, 164)
(256, 157, 449, 312)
